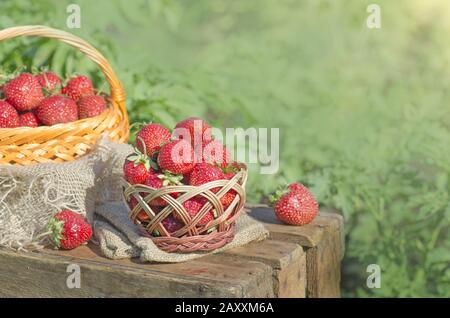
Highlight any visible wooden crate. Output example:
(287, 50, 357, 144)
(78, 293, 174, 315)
(0, 205, 344, 298)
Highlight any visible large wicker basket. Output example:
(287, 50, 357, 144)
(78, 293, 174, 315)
(123, 164, 248, 253)
(0, 25, 129, 165)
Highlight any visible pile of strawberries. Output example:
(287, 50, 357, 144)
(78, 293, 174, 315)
(0, 71, 106, 128)
(124, 117, 242, 235)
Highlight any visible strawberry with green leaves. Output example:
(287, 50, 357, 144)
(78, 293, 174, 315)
(143, 172, 183, 206)
(123, 150, 153, 185)
(269, 183, 318, 225)
(47, 210, 92, 250)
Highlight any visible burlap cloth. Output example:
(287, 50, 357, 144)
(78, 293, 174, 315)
(0, 138, 268, 262)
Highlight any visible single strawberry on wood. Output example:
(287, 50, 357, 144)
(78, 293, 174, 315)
(62, 75, 94, 101)
(0, 100, 20, 128)
(47, 210, 92, 250)
(35, 95, 78, 125)
(4, 72, 44, 111)
(135, 123, 172, 158)
(270, 183, 318, 226)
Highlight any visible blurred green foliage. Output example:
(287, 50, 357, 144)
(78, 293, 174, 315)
(1, 0, 450, 297)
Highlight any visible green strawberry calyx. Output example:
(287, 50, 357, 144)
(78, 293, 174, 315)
(128, 145, 158, 171)
(46, 217, 65, 248)
(157, 171, 183, 186)
(268, 185, 290, 205)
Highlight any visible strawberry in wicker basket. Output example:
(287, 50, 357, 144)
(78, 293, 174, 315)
(122, 118, 248, 253)
(0, 26, 128, 165)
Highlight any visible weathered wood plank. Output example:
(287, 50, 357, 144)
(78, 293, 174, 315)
(246, 205, 344, 298)
(0, 206, 343, 298)
(221, 240, 306, 297)
(0, 244, 273, 298)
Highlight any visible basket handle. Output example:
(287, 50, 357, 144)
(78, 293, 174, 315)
(0, 25, 127, 119)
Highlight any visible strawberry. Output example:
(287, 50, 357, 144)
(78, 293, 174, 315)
(157, 139, 195, 174)
(143, 172, 182, 206)
(290, 183, 306, 192)
(35, 95, 78, 126)
(127, 197, 149, 222)
(173, 117, 213, 147)
(160, 215, 184, 234)
(135, 123, 172, 158)
(35, 71, 62, 93)
(201, 140, 231, 167)
(3, 73, 44, 111)
(270, 183, 318, 225)
(123, 151, 153, 185)
(0, 100, 20, 128)
(189, 163, 224, 186)
(19, 112, 39, 127)
(62, 75, 94, 101)
(175, 197, 214, 226)
(47, 210, 92, 250)
(78, 95, 106, 119)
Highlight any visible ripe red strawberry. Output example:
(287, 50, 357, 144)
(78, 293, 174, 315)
(35, 95, 78, 125)
(78, 95, 106, 119)
(0, 100, 20, 128)
(123, 152, 153, 185)
(143, 173, 182, 206)
(4, 73, 44, 111)
(35, 71, 62, 93)
(19, 112, 39, 127)
(62, 75, 94, 101)
(135, 123, 172, 158)
(189, 163, 224, 186)
(175, 197, 214, 226)
(288, 183, 304, 192)
(270, 183, 318, 225)
(157, 139, 195, 174)
(201, 140, 231, 167)
(47, 210, 92, 250)
(173, 117, 213, 147)
(161, 215, 184, 234)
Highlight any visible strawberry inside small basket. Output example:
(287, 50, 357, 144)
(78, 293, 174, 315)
(122, 118, 248, 253)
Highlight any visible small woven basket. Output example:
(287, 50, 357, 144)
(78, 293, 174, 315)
(0, 25, 129, 165)
(123, 164, 248, 253)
